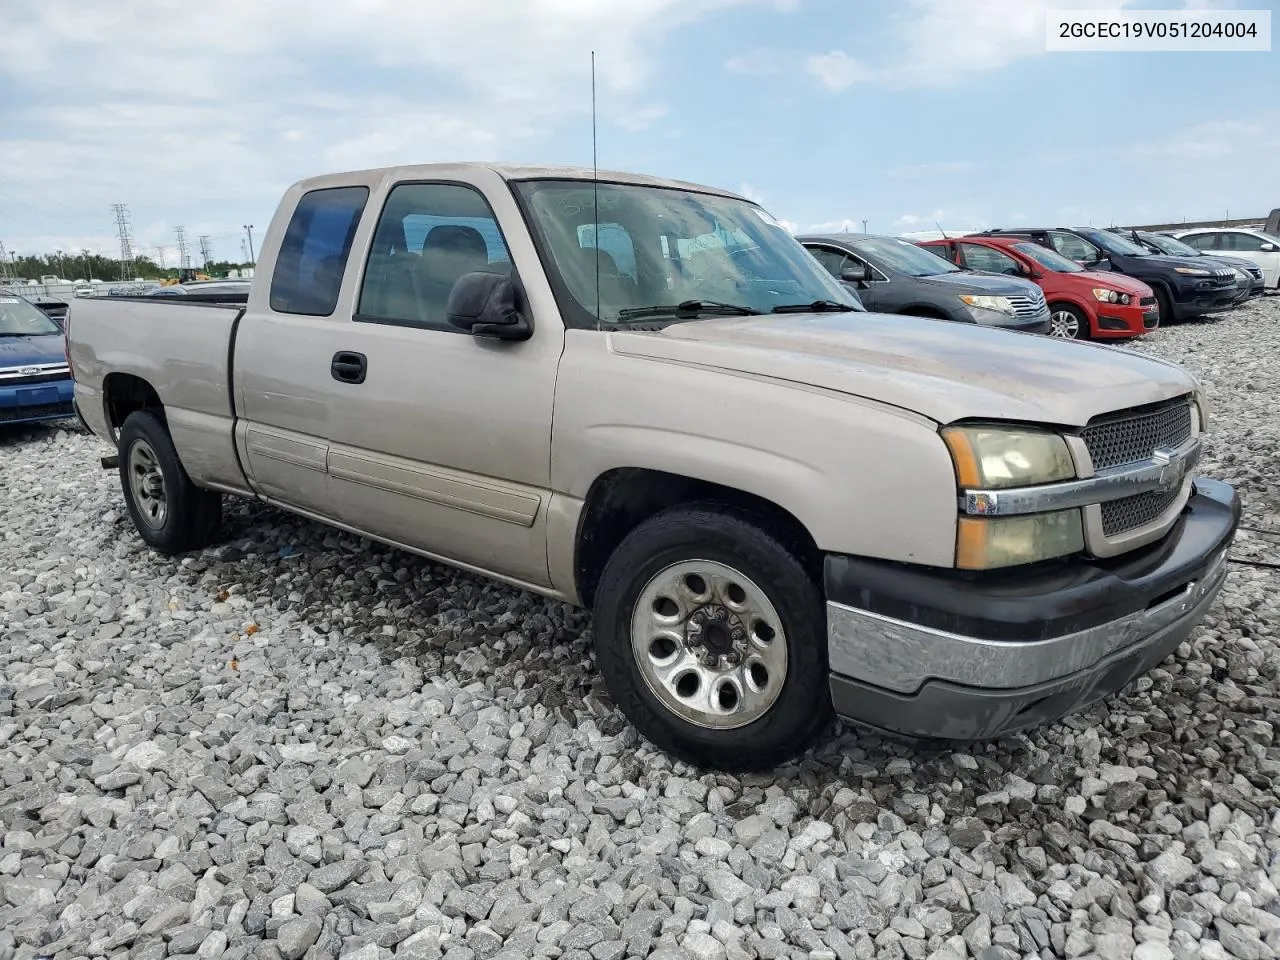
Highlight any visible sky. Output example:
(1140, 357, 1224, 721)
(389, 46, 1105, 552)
(0, 0, 1277, 266)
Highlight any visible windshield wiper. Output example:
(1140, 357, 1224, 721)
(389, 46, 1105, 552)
(771, 300, 859, 314)
(615, 300, 761, 322)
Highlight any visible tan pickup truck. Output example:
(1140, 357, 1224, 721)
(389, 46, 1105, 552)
(66, 163, 1240, 770)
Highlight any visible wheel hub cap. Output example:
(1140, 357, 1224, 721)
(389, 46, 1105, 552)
(631, 560, 788, 730)
(1050, 310, 1079, 338)
(128, 440, 168, 529)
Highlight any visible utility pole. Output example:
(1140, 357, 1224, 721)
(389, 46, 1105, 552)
(243, 224, 256, 266)
(111, 203, 135, 280)
(175, 226, 190, 269)
(198, 235, 212, 269)
(861, 219, 868, 234)
(55, 250, 65, 277)
(83, 249, 92, 281)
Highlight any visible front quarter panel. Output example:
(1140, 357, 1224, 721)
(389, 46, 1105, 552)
(552, 330, 959, 570)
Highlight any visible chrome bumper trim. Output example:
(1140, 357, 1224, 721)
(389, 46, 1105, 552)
(826, 546, 1228, 696)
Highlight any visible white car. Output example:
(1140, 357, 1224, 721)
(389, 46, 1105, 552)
(1170, 227, 1280, 289)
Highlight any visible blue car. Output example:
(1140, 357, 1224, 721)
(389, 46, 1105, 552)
(0, 293, 75, 426)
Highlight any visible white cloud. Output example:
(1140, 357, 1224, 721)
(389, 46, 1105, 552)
(894, 210, 988, 235)
(809, 0, 1137, 90)
(0, 0, 773, 253)
(806, 52, 870, 91)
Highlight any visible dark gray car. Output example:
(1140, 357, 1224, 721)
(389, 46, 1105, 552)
(800, 233, 1051, 333)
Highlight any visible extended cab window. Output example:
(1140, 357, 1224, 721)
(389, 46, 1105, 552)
(959, 243, 1021, 275)
(269, 186, 368, 316)
(357, 183, 512, 330)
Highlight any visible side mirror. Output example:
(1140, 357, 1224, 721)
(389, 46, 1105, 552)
(1260, 242, 1276, 252)
(840, 262, 870, 283)
(446, 272, 532, 341)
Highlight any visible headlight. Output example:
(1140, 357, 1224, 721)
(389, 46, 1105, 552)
(959, 294, 1016, 317)
(1091, 288, 1131, 305)
(957, 511, 1085, 570)
(1174, 266, 1211, 276)
(942, 426, 1076, 489)
(943, 426, 1083, 569)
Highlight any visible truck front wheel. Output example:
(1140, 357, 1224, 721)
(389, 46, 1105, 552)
(593, 504, 833, 771)
(117, 410, 222, 555)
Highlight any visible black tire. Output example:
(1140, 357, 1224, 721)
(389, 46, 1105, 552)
(593, 503, 833, 771)
(117, 410, 222, 554)
(1047, 302, 1090, 340)
(1154, 287, 1174, 325)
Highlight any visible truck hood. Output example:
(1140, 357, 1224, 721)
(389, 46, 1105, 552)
(0, 333, 66, 367)
(918, 272, 1040, 296)
(610, 313, 1194, 427)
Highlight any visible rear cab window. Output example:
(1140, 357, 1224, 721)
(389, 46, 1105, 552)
(270, 186, 370, 316)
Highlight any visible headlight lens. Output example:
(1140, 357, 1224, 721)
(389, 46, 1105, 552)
(942, 426, 1076, 489)
(957, 511, 1085, 570)
(1091, 288, 1131, 304)
(959, 294, 1016, 316)
(1174, 266, 1211, 276)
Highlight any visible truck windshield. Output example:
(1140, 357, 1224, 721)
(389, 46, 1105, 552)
(1013, 242, 1085, 273)
(1078, 229, 1149, 258)
(848, 236, 963, 277)
(513, 179, 859, 328)
(0, 296, 61, 336)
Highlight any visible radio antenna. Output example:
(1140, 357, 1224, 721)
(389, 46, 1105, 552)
(936, 220, 949, 240)
(591, 51, 601, 326)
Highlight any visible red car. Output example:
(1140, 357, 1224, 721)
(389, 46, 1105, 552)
(918, 235, 1158, 340)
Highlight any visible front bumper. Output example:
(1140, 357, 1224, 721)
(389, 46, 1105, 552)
(1093, 302, 1156, 338)
(0, 378, 75, 426)
(824, 477, 1240, 741)
(1170, 285, 1238, 319)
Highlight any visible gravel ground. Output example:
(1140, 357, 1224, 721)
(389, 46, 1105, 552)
(2, 297, 1279, 960)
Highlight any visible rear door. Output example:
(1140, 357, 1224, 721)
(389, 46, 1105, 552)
(234, 182, 372, 518)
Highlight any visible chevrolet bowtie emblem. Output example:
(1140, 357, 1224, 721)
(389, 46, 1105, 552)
(1152, 445, 1191, 492)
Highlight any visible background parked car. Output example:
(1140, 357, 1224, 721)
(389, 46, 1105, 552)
(145, 279, 253, 301)
(0, 293, 74, 426)
(798, 233, 1051, 333)
(918, 235, 1157, 341)
(1112, 229, 1264, 300)
(976, 227, 1239, 323)
(1169, 227, 1280, 289)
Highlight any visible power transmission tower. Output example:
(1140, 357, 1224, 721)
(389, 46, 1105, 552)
(198, 235, 212, 268)
(175, 226, 190, 269)
(0, 241, 10, 281)
(111, 203, 136, 280)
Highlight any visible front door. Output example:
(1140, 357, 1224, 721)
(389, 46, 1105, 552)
(1220, 231, 1280, 287)
(321, 180, 561, 589)
(807, 243, 885, 310)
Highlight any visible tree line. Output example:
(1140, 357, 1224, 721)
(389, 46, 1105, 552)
(2, 251, 253, 283)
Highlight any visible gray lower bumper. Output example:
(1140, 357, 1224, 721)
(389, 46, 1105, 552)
(826, 546, 1230, 741)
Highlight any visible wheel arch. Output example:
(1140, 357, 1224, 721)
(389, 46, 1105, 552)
(102, 372, 164, 441)
(573, 467, 822, 610)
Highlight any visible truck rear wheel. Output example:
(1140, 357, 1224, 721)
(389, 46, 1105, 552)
(592, 504, 833, 771)
(117, 410, 222, 554)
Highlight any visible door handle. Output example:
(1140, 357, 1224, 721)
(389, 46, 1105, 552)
(331, 351, 367, 384)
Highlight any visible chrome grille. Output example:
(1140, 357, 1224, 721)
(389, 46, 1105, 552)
(1007, 290, 1047, 319)
(1081, 398, 1193, 471)
(0, 362, 71, 386)
(1101, 487, 1182, 537)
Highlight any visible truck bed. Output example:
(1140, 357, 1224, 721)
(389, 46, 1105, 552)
(67, 296, 250, 493)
